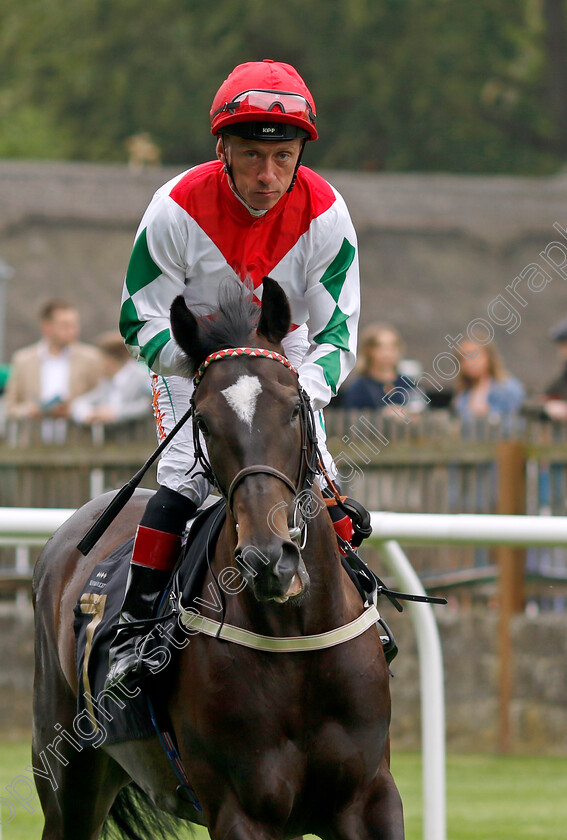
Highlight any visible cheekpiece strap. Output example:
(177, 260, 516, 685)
(193, 347, 298, 387)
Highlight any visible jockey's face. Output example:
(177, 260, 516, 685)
(217, 135, 302, 211)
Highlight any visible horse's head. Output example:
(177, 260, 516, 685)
(170, 278, 311, 604)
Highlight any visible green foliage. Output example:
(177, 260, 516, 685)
(0, 0, 565, 172)
(0, 97, 74, 159)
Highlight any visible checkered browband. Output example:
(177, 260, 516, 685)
(193, 347, 298, 387)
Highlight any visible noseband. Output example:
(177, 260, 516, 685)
(226, 465, 298, 517)
(191, 347, 321, 521)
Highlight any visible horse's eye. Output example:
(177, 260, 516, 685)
(195, 416, 210, 436)
(291, 403, 301, 422)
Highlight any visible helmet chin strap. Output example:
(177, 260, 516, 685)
(221, 134, 233, 181)
(287, 138, 306, 192)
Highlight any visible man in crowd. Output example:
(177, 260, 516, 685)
(5, 299, 102, 421)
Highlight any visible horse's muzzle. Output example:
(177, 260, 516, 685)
(234, 540, 310, 602)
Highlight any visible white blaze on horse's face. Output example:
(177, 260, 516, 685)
(221, 375, 262, 431)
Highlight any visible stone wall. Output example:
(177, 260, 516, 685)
(388, 609, 567, 754)
(3, 602, 566, 754)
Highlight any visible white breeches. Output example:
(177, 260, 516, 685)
(150, 326, 336, 506)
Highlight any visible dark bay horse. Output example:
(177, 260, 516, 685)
(32, 278, 404, 839)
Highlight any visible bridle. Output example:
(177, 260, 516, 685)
(190, 347, 321, 531)
(226, 465, 298, 518)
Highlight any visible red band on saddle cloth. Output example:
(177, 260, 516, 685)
(332, 514, 354, 554)
(131, 526, 181, 572)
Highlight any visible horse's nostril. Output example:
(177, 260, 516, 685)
(274, 541, 301, 573)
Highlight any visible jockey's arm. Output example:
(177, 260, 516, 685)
(297, 194, 361, 412)
(119, 181, 192, 378)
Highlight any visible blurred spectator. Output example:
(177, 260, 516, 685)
(542, 317, 567, 422)
(71, 331, 152, 425)
(125, 132, 161, 171)
(342, 323, 426, 414)
(453, 339, 525, 420)
(4, 299, 103, 419)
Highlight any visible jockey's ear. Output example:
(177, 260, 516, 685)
(170, 295, 203, 370)
(257, 277, 291, 345)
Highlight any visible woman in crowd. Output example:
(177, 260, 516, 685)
(453, 339, 525, 420)
(342, 323, 426, 414)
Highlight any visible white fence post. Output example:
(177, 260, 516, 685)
(376, 537, 446, 840)
(15, 545, 32, 608)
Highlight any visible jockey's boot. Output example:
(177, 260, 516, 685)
(104, 526, 181, 690)
(105, 487, 197, 691)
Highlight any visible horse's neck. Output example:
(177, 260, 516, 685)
(299, 513, 355, 626)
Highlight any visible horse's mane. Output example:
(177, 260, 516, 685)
(192, 283, 260, 367)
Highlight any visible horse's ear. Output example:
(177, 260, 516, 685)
(170, 295, 203, 368)
(257, 277, 291, 345)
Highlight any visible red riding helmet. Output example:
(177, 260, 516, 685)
(210, 59, 318, 142)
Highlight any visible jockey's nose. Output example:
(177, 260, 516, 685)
(257, 156, 276, 183)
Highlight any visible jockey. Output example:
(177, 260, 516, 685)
(106, 59, 371, 688)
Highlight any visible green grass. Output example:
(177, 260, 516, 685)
(0, 739, 41, 840)
(1, 740, 566, 839)
(392, 753, 567, 840)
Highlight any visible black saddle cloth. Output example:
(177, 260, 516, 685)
(73, 499, 226, 746)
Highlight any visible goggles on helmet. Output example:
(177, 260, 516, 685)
(212, 89, 316, 129)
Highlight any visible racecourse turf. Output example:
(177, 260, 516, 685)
(0, 740, 565, 839)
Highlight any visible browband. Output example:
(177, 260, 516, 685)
(193, 347, 298, 387)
